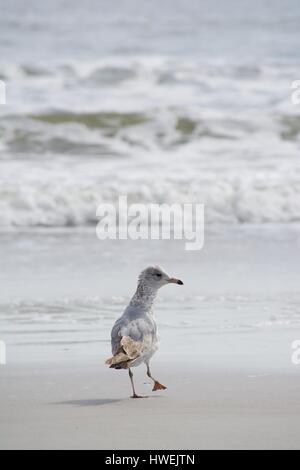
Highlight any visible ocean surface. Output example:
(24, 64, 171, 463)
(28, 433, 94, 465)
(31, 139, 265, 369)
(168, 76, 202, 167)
(0, 0, 300, 371)
(0, 0, 300, 226)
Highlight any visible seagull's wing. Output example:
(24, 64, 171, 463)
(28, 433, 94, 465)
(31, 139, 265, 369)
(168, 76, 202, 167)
(106, 307, 156, 369)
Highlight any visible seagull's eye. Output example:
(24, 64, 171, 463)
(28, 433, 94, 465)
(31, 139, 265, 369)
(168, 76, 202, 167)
(155, 273, 162, 278)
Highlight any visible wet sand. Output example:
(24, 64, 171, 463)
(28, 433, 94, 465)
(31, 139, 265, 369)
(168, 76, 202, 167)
(1, 361, 300, 450)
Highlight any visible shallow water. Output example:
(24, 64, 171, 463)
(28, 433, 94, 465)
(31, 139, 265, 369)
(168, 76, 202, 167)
(1, 227, 299, 372)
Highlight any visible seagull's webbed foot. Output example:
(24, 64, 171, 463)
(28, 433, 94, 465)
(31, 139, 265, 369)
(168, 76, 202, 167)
(152, 381, 167, 392)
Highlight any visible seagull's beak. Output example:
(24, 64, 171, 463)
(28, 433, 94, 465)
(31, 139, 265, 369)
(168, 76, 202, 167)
(168, 277, 184, 285)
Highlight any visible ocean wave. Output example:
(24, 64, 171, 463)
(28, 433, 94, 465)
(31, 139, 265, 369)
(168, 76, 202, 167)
(0, 58, 298, 83)
(1, 57, 300, 227)
(1, 57, 299, 154)
(29, 111, 149, 130)
(1, 109, 299, 160)
(0, 164, 300, 227)
(1, 57, 299, 118)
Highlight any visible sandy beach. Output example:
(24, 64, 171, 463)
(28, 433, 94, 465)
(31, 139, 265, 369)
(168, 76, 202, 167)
(1, 360, 300, 450)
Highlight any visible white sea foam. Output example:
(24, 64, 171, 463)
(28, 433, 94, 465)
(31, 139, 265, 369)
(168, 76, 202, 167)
(1, 57, 300, 227)
(0, 148, 300, 227)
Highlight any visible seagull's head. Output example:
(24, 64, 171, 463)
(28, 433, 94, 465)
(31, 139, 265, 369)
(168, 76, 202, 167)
(138, 266, 183, 290)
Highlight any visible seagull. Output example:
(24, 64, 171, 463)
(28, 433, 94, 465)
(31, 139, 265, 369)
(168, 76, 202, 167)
(105, 266, 183, 398)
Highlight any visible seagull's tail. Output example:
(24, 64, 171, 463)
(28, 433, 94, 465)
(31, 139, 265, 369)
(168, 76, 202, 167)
(105, 336, 142, 369)
(105, 352, 131, 369)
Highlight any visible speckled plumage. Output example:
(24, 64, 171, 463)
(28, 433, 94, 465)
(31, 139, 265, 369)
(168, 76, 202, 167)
(106, 266, 183, 397)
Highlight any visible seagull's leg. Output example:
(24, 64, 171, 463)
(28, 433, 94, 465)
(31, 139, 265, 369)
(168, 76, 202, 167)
(128, 368, 147, 399)
(146, 362, 167, 391)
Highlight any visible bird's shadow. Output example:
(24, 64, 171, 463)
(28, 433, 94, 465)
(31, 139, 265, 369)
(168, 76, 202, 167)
(54, 394, 164, 407)
(54, 398, 123, 407)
